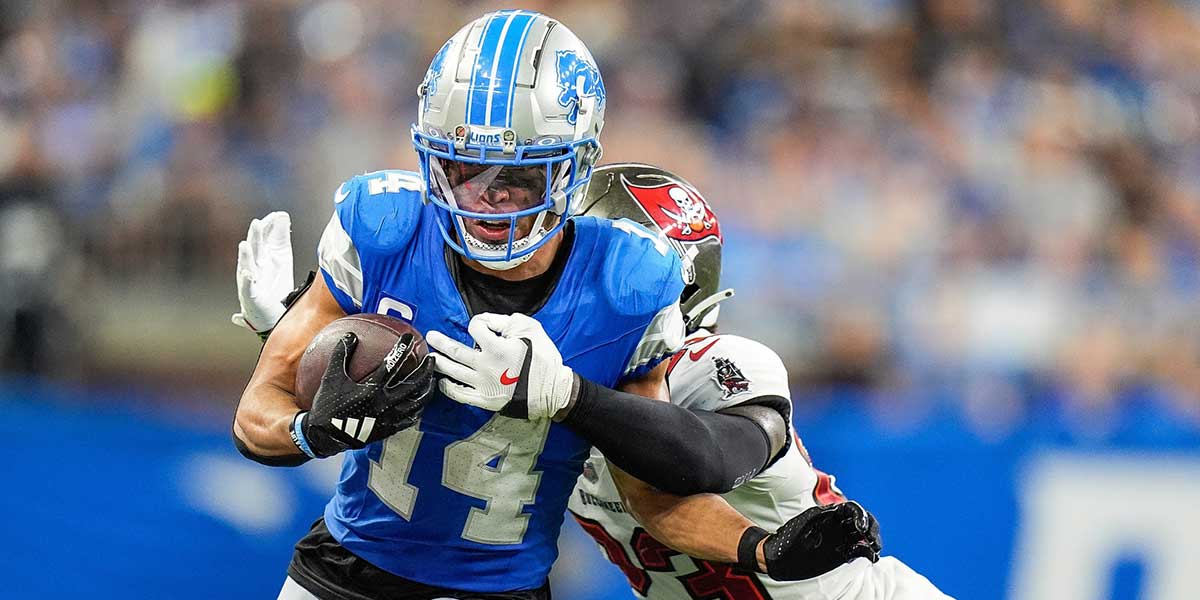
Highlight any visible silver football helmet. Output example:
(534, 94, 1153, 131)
(413, 10, 606, 270)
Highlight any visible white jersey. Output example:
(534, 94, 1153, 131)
(567, 334, 952, 600)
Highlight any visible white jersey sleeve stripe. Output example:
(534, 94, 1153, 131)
(623, 301, 685, 376)
(317, 213, 364, 308)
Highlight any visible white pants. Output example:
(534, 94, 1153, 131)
(767, 556, 954, 600)
(277, 577, 321, 600)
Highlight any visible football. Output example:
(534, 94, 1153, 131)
(294, 314, 428, 408)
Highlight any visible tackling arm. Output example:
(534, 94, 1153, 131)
(611, 454, 884, 581)
(610, 462, 766, 569)
(607, 369, 767, 569)
(608, 370, 882, 581)
(561, 367, 788, 496)
(429, 312, 788, 495)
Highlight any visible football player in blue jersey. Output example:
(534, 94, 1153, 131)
(238, 203, 881, 600)
(235, 11, 676, 598)
(232, 11, 877, 600)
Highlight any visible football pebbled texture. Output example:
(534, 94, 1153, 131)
(295, 314, 427, 409)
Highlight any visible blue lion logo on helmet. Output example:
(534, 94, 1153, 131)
(555, 50, 606, 125)
(422, 40, 453, 105)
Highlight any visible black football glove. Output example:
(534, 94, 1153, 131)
(294, 332, 435, 458)
(757, 501, 882, 581)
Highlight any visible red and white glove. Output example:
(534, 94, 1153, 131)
(427, 313, 575, 420)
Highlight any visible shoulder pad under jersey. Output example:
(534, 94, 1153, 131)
(318, 170, 425, 311)
(579, 216, 685, 319)
(332, 170, 425, 254)
(667, 334, 792, 413)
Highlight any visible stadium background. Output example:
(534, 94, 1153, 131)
(2, 0, 1200, 598)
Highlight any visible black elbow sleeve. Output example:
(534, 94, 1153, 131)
(232, 427, 310, 468)
(670, 410, 771, 495)
(563, 378, 772, 495)
(658, 442, 736, 496)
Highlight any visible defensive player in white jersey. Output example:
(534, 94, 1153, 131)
(561, 164, 952, 599)
(233, 165, 948, 598)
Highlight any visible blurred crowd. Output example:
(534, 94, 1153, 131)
(2, 0, 1199, 432)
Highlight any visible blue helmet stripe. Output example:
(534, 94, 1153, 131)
(488, 12, 537, 126)
(467, 13, 507, 126)
(480, 12, 522, 126)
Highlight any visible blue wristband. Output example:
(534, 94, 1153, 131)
(290, 411, 318, 459)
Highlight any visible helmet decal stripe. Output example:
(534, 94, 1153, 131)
(467, 13, 507, 126)
(469, 11, 538, 128)
(497, 13, 539, 127)
(481, 12, 521, 126)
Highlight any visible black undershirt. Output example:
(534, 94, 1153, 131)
(449, 222, 575, 317)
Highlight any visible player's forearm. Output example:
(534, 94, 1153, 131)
(560, 377, 774, 495)
(234, 382, 306, 459)
(611, 465, 765, 570)
(233, 274, 345, 465)
(234, 338, 312, 463)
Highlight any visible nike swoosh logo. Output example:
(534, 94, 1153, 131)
(688, 338, 719, 361)
(334, 183, 351, 204)
(500, 369, 519, 385)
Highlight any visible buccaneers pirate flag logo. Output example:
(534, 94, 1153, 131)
(620, 175, 722, 243)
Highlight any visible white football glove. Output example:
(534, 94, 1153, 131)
(427, 313, 576, 420)
(232, 211, 294, 334)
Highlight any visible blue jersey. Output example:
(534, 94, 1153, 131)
(315, 170, 685, 591)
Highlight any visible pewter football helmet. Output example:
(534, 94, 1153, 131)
(579, 163, 732, 333)
(413, 10, 606, 270)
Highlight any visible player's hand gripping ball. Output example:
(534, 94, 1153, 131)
(293, 315, 435, 458)
(763, 501, 882, 581)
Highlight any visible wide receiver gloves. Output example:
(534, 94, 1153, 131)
(232, 212, 294, 339)
(427, 313, 576, 421)
(295, 332, 436, 458)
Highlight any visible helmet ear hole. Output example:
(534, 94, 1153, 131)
(680, 283, 701, 306)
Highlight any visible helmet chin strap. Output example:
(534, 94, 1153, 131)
(473, 251, 533, 271)
(685, 288, 735, 332)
